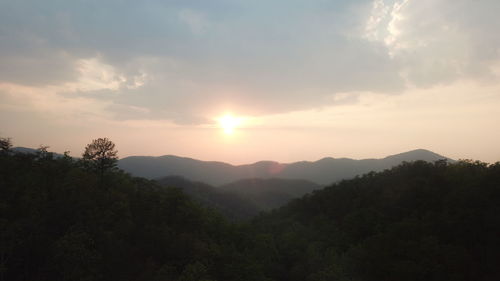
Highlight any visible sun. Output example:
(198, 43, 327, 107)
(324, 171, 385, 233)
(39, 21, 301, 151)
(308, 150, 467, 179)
(217, 114, 241, 135)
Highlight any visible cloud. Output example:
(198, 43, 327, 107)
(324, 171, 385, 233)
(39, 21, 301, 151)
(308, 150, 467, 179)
(0, 82, 112, 121)
(363, 0, 500, 87)
(0, 0, 498, 124)
(69, 58, 126, 91)
(0, 50, 79, 86)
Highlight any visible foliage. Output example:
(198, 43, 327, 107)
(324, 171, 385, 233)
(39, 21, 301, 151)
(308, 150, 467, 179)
(0, 144, 267, 281)
(252, 160, 500, 281)
(82, 138, 118, 177)
(1, 138, 500, 281)
(0, 137, 11, 152)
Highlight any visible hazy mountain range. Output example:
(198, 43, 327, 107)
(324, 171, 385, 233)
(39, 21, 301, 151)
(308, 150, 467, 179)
(156, 176, 322, 215)
(119, 149, 451, 185)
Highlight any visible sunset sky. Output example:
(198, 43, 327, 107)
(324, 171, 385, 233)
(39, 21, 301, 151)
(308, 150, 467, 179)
(1, 0, 499, 164)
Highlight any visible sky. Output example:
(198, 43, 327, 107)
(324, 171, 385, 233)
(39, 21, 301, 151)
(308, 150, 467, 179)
(1, 0, 500, 164)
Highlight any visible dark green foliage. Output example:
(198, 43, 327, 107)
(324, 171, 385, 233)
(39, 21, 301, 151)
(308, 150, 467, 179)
(252, 160, 500, 281)
(1, 142, 499, 281)
(0, 149, 267, 281)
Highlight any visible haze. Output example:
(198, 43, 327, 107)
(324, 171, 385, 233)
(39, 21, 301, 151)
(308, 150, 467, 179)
(1, 0, 499, 164)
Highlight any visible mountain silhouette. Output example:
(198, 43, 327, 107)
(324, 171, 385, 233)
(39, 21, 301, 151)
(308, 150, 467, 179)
(220, 178, 320, 210)
(119, 149, 451, 185)
(155, 175, 260, 219)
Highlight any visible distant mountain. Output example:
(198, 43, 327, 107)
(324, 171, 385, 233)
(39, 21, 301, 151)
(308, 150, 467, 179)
(12, 147, 65, 158)
(120, 155, 236, 185)
(156, 176, 260, 219)
(157, 176, 320, 214)
(12, 147, 38, 154)
(119, 149, 452, 185)
(220, 178, 320, 211)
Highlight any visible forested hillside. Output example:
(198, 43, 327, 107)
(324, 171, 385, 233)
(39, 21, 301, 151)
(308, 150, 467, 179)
(0, 142, 270, 281)
(156, 176, 260, 220)
(1, 138, 499, 281)
(253, 160, 500, 281)
(220, 178, 320, 211)
(156, 177, 319, 215)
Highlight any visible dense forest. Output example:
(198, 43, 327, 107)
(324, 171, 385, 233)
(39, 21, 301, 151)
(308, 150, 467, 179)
(253, 159, 500, 281)
(1, 138, 499, 281)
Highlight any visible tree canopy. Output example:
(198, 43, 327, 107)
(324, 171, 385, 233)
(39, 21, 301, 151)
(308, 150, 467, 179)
(1, 138, 499, 281)
(82, 138, 118, 177)
(0, 137, 11, 152)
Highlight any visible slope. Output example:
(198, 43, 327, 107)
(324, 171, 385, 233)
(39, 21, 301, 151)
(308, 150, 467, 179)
(119, 149, 451, 185)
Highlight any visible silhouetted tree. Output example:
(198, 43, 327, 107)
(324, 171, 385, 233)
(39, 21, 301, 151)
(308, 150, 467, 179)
(36, 145, 53, 160)
(0, 137, 12, 153)
(82, 138, 118, 180)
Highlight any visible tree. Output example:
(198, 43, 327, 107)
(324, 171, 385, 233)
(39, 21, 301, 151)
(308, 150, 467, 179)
(82, 138, 118, 179)
(0, 137, 12, 153)
(36, 145, 53, 160)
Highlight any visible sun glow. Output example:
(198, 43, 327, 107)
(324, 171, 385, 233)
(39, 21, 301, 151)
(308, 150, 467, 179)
(217, 114, 241, 135)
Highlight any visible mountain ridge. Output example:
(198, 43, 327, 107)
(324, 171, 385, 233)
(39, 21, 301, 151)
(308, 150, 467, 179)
(119, 149, 452, 185)
(220, 178, 321, 211)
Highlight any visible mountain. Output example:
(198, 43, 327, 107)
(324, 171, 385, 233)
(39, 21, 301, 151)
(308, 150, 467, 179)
(156, 176, 320, 215)
(250, 160, 500, 281)
(155, 176, 259, 219)
(12, 147, 38, 154)
(12, 147, 65, 157)
(119, 155, 236, 185)
(220, 178, 320, 211)
(119, 149, 452, 185)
